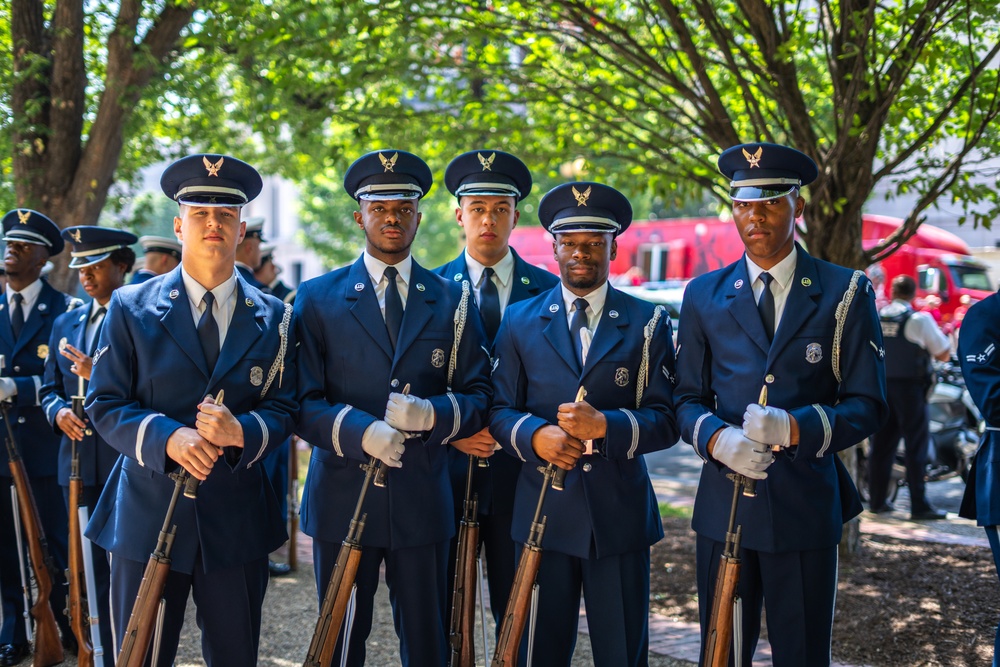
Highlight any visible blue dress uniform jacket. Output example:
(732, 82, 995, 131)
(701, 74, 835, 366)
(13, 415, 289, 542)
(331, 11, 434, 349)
(84, 269, 298, 574)
(489, 284, 678, 559)
(433, 248, 559, 516)
(0, 281, 80, 477)
(40, 301, 119, 487)
(295, 256, 492, 549)
(958, 292, 1000, 525)
(675, 247, 888, 553)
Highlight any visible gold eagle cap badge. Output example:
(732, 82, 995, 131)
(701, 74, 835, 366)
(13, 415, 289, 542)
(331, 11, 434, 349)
(572, 185, 592, 207)
(478, 152, 496, 171)
(742, 147, 763, 168)
(70, 229, 82, 243)
(379, 152, 398, 173)
(203, 155, 224, 177)
(16, 209, 30, 224)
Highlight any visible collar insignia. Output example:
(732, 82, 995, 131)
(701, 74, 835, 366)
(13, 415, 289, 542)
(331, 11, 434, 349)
(478, 152, 496, 171)
(742, 147, 763, 168)
(203, 156, 224, 177)
(16, 210, 30, 225)
(379, 152, 398, 173)
(572, 185, 592, 207)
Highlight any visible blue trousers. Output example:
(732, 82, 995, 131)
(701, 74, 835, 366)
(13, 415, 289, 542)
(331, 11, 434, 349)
(313, 538, 449, 667)
(696, 534, 839, 667)
(110, 553, 268, 666)
(986, 525, 1000, 666)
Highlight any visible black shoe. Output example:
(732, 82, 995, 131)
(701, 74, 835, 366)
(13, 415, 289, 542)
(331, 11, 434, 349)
(0, 643, 29, 667)
(910, 507, 947, 521)
(869, 503, 896, 514)
(269, 559, 292, 576)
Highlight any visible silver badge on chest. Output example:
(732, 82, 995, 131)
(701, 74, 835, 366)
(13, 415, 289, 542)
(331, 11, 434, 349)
(431, 348, 445, 368)
(615, 367, 630, 387)
(805, 342, 823, 364)
(250, 365, 264, 386)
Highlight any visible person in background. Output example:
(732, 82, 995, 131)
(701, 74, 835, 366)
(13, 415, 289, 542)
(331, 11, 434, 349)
(255, 244, 294, 302)
(869, 274, 951, 519)
(236, 216, 267, 290)
(131, 235, 181, 284)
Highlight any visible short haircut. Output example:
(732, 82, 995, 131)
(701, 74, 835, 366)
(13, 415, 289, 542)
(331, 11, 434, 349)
(891, 274, 917, 301)
(109, 247, 136, 274)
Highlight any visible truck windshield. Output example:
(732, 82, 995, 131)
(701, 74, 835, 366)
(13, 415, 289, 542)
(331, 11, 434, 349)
(949, 265, 993, 291)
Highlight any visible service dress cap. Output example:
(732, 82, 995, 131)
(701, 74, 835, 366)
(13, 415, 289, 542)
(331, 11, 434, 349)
(62, 226, 138, 269)
(139, 235, 182, 261)
(1, 209, 65, 256)
(259, 243, 276, 263)
(444, 150, 532, 202)
(160, 154, 263, 207)
(243, 216, 266, 241)
(718, 142, 818, 202)
(343, 150, 433, 202)
(538, 182, 632, 237)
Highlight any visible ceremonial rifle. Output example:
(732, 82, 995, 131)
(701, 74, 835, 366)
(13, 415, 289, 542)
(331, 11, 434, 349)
(0, 355, 63, 667)
(67, 374, 95, 666)
(448, 455, 480, 667)
(491, 464, 556, 667)
(116, 390, 223, 667)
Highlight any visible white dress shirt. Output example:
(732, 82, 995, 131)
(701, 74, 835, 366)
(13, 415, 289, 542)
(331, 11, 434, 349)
(363, 252, 413, 317)
(181, 267, 238, 350)
(465, 249, 515, 313)
(745, 246, 798, 333)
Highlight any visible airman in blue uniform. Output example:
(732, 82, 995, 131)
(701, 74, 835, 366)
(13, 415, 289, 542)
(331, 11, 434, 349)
(489, 182, 678, 666)
(295, 149, 492, 666)
(131, 235, 181, 284)
(434, 149, 559, 632)
(674, 143, 887, 666)
(40, 225, 137, 661)
(236, 217, 268, 291)
(957, 291, 1000, 664)
(84, 154, 298, 666)
(0, 209, 79, 666)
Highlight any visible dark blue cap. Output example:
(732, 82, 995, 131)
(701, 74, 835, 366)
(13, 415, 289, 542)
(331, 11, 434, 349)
(1, 209, 64, 256)
(160, 154, 263, 207)
(444, 150, 531, 202)
(538, 182, 632, 236)
(718, 143, 818, 201)
(62, 226, 138, 268)
(343, 150, 432, 202)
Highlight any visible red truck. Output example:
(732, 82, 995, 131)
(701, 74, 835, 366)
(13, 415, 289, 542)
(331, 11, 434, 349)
(508, 213, 993, 329)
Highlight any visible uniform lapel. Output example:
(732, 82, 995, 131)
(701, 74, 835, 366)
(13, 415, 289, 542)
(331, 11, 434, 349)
(346, 257, 394, 360)
(510, 249, 543, 303)
(768, 248, 822, 358)
(73, 304, 89, 352)
(16, 283, 51, 355)
(582, 286, 627, 378)
(726, 259, 771, 354)
(393, 262, 435, 360)
(157, 270, 210, 374)
(0, 295, 14, 349)
(211, 279, 265, 385)
(541, 286, 580, 374)
(441, 255, 469, 285)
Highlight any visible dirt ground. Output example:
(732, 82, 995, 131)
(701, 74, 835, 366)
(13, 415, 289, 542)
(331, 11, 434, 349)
(650, 515, 999, 666)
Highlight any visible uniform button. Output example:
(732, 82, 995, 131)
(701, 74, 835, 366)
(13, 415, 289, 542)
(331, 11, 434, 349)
(17, 417, 25, 424)
(390, 379, 399, 388)
(13, 366, 19, 372)
(582, 462, 593, 472)
(765, 374, 775, 384)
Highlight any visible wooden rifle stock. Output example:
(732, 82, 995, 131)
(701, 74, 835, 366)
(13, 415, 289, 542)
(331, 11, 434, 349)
(288, 436, 299, 571)
(116, 472, 185, 667)
(68, 384, 94, 666)
(491, 465, 555, 667)
(448, 456, 480, 667)
(303, 457, 377, 667)
(2, 399, 64, 667)
(702, 475, 747, 667)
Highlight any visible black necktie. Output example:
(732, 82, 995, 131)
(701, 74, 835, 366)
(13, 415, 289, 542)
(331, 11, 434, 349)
(570, 298, 589, 367)
(197, 292, 220, 371)
(9, 293, 23, 340)
(480, 268, 501, 343)
(383, 266, 403, 349)
(758, 272, 776, 342)
(90, 306, 107, 354)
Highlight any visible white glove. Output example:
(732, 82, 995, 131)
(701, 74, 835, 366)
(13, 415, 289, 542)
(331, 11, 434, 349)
(385, 392, 436, 433)
(742, 403, 791, 449)
(711, 427, 774, 480)
(361, 420, 406, 468)
(0, 377, 16, 402)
